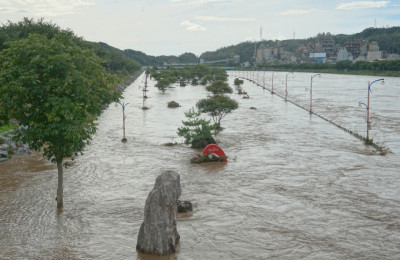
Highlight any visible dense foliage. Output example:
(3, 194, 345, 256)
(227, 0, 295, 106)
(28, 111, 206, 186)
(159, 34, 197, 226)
(196, 95, 239, 128)
(0, 18, 140, 77)
(150, 64, 228, 91)
(0, 17, 62, 50)
(89, 42, 140, 76)
(0, 21, 121, 209)
(177, 108, 218, 148)
(234, 78, 244, 86)
(0, 32, 119, 160)
(206, 80, 233, 95)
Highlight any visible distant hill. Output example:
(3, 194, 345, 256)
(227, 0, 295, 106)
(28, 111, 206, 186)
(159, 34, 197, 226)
(199, 39, 308, 65)
(123, 49, 198, 66)
(2, 18, 399, 67)
(84, 26, 400, 66)
(89, 42, 140, 73)
(93, 26, 400, 66)
(198, 27, 400, 64)
(0, 18, 140, 75)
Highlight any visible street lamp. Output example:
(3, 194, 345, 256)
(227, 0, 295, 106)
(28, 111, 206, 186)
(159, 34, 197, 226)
(116, 101, 129, 142)
(309, 73, 321, 114)
(139, 85, 148, 110)
(263, 69, 266, 89)
(271, 72, 275, 94)
(359, 78, 384, 142)
(285, 72, 293, 101)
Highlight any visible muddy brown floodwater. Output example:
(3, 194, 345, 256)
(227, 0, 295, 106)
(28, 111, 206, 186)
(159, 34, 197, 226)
(1, 71, 400, 259)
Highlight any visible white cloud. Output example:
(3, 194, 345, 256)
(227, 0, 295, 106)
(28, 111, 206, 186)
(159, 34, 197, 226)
(336, 1, 390, 10)
(196, 16, 255, 22)
(279, 9, 312, 16)
(0, 0, 95, 16)
(181, 20, 206, 31)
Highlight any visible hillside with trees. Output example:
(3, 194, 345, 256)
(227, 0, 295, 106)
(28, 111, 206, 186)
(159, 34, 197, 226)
(123, 49, 198, 66)
(0, 18, 140, 77)
(198, 27, 400, 64)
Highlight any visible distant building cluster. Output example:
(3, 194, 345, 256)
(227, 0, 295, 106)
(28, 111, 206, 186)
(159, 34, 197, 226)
(254, 32, 400, 64)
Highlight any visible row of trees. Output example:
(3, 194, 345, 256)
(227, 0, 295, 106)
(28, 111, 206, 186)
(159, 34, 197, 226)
(150, 64, 228, 91)
(149, 64, 239, 148)
(146, 66, 240, 149)
(0, 18, 128, 209)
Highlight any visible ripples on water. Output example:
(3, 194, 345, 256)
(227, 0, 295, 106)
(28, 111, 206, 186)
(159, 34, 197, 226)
(1, 71, 400, 259)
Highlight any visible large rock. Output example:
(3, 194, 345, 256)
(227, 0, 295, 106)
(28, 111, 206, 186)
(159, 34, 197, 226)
(136, 170, 181, 256)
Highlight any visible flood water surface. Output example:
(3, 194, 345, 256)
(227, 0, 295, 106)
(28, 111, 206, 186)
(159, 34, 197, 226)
(1, 71, 400, 259)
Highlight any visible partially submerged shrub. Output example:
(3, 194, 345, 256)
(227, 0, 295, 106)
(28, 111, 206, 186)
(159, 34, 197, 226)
(168, 101, 180, 108)
(177, 108, 218, 148)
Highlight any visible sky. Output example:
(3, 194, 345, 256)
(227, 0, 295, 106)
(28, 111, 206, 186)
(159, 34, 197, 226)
(1, 0, 400, 56)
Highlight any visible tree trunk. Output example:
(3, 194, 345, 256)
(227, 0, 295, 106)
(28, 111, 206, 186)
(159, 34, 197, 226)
(56, 160, 63, 209)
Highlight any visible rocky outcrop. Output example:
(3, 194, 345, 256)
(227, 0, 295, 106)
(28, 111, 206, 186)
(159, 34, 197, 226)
(136, 170, 181, 256)
(0, 131, 31, 162)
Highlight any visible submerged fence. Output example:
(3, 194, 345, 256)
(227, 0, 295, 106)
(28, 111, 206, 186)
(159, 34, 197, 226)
(238, 74, 388, 154)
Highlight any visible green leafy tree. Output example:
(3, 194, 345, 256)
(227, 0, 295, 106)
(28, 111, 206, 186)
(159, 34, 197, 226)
(196, 95, 239, 129)
(214, 74, 228, 81)
(0, 17, 62, 51)
(152, 69, 178, 91)
(206, 80, 233, 95)
(177, 108, 218, 149)
(234, 78, 244, 86)
(0, 33, 119, 209)
(191, 78, 199, 85)
(191, 64, 211, 79)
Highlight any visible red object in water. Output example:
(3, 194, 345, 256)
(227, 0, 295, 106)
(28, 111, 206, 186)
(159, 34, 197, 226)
(202, 144, 227, 162)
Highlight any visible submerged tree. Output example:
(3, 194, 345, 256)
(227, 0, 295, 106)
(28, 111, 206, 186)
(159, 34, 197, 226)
(177, 108, 218, 149)
(196, 95, 239, 129)
(0, 33, 119, 209)
(205, 80, 233, 95)
(234, 78, 244, 87)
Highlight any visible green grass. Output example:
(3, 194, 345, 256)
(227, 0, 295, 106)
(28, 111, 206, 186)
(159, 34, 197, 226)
(0, 123, 18, 134)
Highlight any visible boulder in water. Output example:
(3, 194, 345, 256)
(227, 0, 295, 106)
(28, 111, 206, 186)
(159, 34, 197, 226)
(136, 170, 181, 256)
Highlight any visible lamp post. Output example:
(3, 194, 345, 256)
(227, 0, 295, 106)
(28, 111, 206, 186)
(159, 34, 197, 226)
(139, 85, 148, 109)
(309, 73, 321, 113)
(359, 78, 384, 142)
(116, 101, 129, 142)
(263, 69, 266, 89)
(271, 72, 275, 94)
(285, 72, 293, 101)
